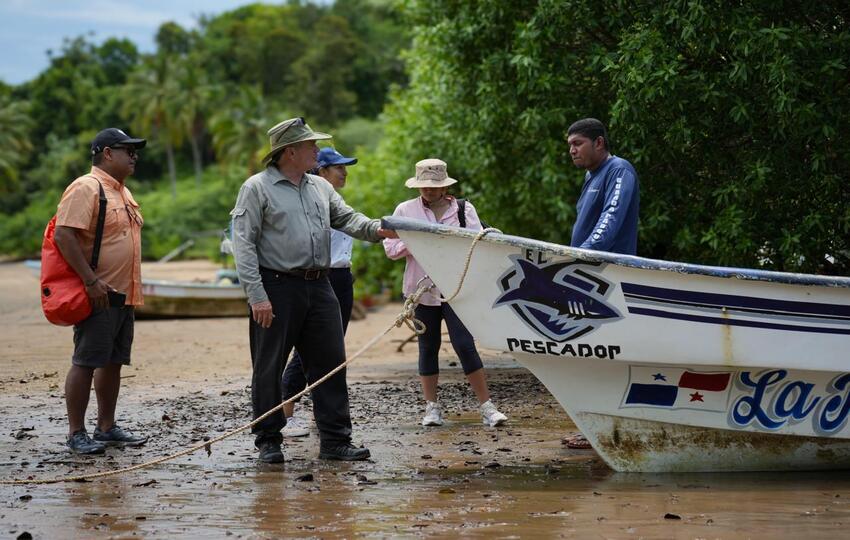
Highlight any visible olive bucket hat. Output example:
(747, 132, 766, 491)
(262, 117, 331, 165)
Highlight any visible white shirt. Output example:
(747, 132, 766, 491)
(330, 229, 353, 268)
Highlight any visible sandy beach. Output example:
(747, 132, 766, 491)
(2, 260, 849, 538)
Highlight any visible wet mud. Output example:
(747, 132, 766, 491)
(2, 261, 850, 538)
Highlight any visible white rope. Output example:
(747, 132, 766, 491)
(438, 227, 500, 303)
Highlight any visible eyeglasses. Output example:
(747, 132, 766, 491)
(109, 146, 139, 159)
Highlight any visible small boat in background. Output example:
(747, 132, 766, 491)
(383, 216, 850, 473)
(137, 275, 247, 318)
(25, 260, 247, 319)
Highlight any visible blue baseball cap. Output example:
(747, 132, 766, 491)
(316, 147, 357, 169)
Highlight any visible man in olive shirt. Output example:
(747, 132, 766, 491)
(231, 117, 397, 463)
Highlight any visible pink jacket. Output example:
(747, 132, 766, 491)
(383, 196, 482, 306)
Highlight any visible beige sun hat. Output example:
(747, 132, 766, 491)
(262, 117, 332, 165)
(405, 158, 458, 188)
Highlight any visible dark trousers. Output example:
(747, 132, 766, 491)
(250, 268, 351, 447)
(282, 268, 354, 401)
(415, 303, 484, 376)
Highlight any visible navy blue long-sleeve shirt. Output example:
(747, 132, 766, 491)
(570, 155, 639, 255)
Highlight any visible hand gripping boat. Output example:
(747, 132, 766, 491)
(382, 217, 850, 472)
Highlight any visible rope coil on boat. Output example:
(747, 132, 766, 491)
(0, 227, 497, 485)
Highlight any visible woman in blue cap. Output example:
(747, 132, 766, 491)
(281, 146, 359, 437)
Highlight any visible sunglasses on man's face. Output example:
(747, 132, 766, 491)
(109, 146, 139, 159)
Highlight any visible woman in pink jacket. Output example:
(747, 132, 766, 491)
(384, 159, 508, 427)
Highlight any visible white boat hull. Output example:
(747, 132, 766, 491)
(522, 355, 850, 472)
(383, 217, 850, 472)
(137, 279, 247, 318)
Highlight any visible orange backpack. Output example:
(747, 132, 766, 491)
(40, 180, 106, 326)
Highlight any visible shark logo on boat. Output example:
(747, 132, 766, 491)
(494, 256, 621, 342)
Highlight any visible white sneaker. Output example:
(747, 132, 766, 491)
(421, 401, 444, 426)
(480, 400, 508, 427)
(282, 415, 310, 438)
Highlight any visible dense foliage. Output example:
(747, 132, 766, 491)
(1, 0, 848, 301)
(352, 0, 850, 289)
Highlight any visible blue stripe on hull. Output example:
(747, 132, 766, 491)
(628, 306, 850, 335)
(622, 283, 850, 318)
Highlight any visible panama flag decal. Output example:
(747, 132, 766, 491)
(621, 366, 734, 412)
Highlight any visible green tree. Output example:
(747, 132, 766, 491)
(21, 36, 138, 144)
(209, 86, 281, 176)
(603, 2, 850, 272)
(289, 14, 359, 125)
(123, 57, 182, 197)
(22, 132, 93, 194)
(156, 21, 193, 56)
(98, 38, 140, 86)
(194, 1, 408, 118)
(0, 97, 33, 197)
(197, 3, 307, 89)
(172, 55, 216, 186)
(332, 0, 409, 117)
(257, 26, 307, 97)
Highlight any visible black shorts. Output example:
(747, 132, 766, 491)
(72, 306, 135, 368)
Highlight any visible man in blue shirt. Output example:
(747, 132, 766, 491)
(567, 118, 640, 255)
(564, 119, 640, 450)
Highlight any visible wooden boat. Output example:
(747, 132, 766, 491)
(137, 278, 247, 318)
(382, 217, 850, 472)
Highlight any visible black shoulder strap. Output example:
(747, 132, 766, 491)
(90, 181, 107, 270)
(457, 198, 467, 229)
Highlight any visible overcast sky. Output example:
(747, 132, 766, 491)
(0, 0, 271, 85)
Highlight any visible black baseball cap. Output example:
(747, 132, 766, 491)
(90, 128, 147, 155)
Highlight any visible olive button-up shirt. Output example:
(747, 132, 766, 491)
(231, 166, 380, 304)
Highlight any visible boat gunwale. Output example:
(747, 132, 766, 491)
(382, 216, 850, 289)
(142, 278, 243, 291)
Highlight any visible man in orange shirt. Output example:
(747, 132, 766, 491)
(54, 128, 148, 454)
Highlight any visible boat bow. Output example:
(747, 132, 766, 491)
(382, 216, 850, 472)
